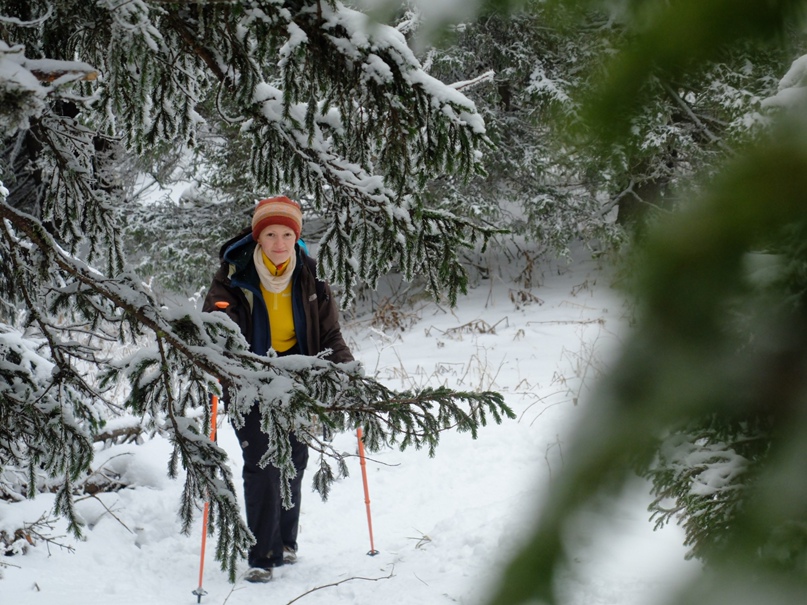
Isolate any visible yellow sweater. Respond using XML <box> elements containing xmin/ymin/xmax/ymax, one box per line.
<box><xmin>259</xmin><ymin>257</ymin><xmax>297</xmax><ymax>353</ymax></box>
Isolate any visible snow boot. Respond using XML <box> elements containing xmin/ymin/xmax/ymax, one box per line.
<box><xmin>283</xmin><ymin>546</ymin><xmax>298</xmax><ymax>565</ymax></box>
<box><xmin>244</xmin><ymin>567</ymin><xmax>273</xmax><ymax>583</ymax></box>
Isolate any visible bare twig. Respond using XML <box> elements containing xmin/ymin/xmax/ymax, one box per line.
<box><xmin>660</xmin><ymin>81</ymin><xmax>726</xmax><ymax>147</ymax></box>
<box><xmin>77</xmin><ymin>452</ymin><xmax>133</xmax><ymax>494</ymax></box>
<box><xmin>526</xmin><ymin>318</ymin><xmax>605</xmax><ymax>326</ymax></box>
<box><xmin>0</xmin><ymin>559</ymin><xmax>22</xmax><ymax>569</ymax></box>
<box><xmin>220</xmin><ymin>579</ymin><xmax>245</xmax><ymax>604</ymax></box>
<box><xmin>285</xmin><ymin>566</ymin><xmax>395</xmax><ymax>605</ymax></box>
<box><xmin>407</xmin><ymin>529</ymin><xmax>432</xmax><ymax>550</ymax></box>
<box><xmin>544</xmin><ymin>434</ymin><xmax>565</xmax><ymax>480</ymax></box>
<box><xmin>94</xmin><ymin>425</ymin><xmax>143</xmax><ymax>443</ymax></box>
<box><xmin>74</xmin><ymin>494</ymin><xmax>134</xmax><ymax>534</ymax></box>
<box><xmin>517</xmin><ymin>390</ymin><xmax>570</xmax><ymax>424</ymax></box>
<box><xmin>302</xmin><ymin>431</ymin><xmax>401</xmax><ymax>468</ymax></box>
<box><xmin>20</xmin><ymin>513</ymin><xmax>75</xmax><ymax>555</ymax></box>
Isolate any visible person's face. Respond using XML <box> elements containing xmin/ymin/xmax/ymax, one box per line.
<box><xmin>257</xmin><ymin>224</ymin><xmax>296</xmax><ymax>266</ymax></box>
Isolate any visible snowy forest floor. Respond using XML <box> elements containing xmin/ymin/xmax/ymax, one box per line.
<box><xmin>0</xmin><ymin>252</ymin><xmax>701</xmax><ymax>605</ymax></box>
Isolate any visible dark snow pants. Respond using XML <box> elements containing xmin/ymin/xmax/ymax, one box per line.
<box><xmin>235</xmin><ymin>404</ymin><xmax>309</xmax><ymax>569</ymax></box>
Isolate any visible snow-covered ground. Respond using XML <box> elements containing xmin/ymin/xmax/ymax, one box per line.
<box><xmin>0</xmin><ymin>253</ymin><xmax>700</xmax><ymax>604</ymax></box>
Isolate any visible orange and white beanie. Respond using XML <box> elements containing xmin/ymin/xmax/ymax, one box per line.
<box><xmin>251</xmin><ymin>196</ymin><xmax>303</xmax><ymax>241</ymax></box>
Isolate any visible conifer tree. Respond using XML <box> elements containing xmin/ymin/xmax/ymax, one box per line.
<box><xmin>361</xmin><ymin>0</ymin><xmax>786</xmax><ymax>294</ymax></box>
<box><xmin>0</xmin><ymin>0</ymin><xmax>513</xmax><ymax>580</ymax></box>
<box><xmin>124</xmin><ymin>1</ymin><xmax>784</xmax><ymax>296</ymax></box>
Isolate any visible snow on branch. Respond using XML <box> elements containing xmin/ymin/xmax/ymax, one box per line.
<box><xmin>0</xmin><ymin>0</ymin><xmax>510</xmax><ymax>583</ymax></box>
<box><xmin>0</xmin><ymin>194</ymin><xmax>512</xmax><ymax>579</ymax></box>
<box><xmin>0</xmin><ymin>42</ymin><xmax>97</xmax><ymax>86</ymax></box>
<box><xmin>25</xmin><ymin>60</ymin><xmax>98</xmax><ymax>84</ymax></box>
<box><xmin>451</xmin><ymin>69</ymin><xmax>496</xmax><ymax>92</ymax></box>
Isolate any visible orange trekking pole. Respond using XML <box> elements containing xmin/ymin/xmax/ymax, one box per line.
<box><xmin>193</xmin><ymin>393</ymin><xmax>220</xmax><ymax>603</ymax></box>
<box><xmin>357</xmin><ymin>427</ymin><xmax>379</xmax><ymax>556</ymax></box>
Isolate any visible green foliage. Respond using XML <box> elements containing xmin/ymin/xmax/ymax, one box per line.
<box><xmin>422</xmin><ymin>1</ymin><xmax>626</xmax><ymax>258</ymax></box>
<box><xmin>121</xmin><ymin>0</ymin><xmax>786</xmax><ymax>296</ymax></box>
<box><xmin>482</xmin><ymin>1</ymin><xmax>807</xmax><ymax>604</ymax></box>
<box><xmin>577</xmin><ymin>0</ymin><xmax>805</xmax><ymax>140</ymax></box>
<box><xmin>411</xmin><ymin>0</ymin><xmax>783</xmax><ymax>279</ymax></box>
<box><xmin>0</xmin><ymin>0</ymin><xmax>511</xmax><ymax>582</ymax></box>
<box><xmin>100</xmin><ymin>0</ymin><xmax>506</xmax><ymax>301</ymax></box>
<box><xmin>123</xmin><ymin>197</ymin><xmax>247</xmax><ymax>296</ymax></box>
<box><xmin>645</xmin><ymin>414</ymin><xmax>772</xmax><ymax>563</ymax></box>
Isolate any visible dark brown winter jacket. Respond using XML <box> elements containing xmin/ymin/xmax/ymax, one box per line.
<box><xmin>202</xmin><ymin>229</ymin><xmax>353</xmax><ymax>364</ymax></box>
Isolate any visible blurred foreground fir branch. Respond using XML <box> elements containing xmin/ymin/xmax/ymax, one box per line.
<box><xmin>485</xmin><ymin>1</ymin><xmax>807</xmax><ymax>604</ymax></box>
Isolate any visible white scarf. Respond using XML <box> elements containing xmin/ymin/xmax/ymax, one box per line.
<box><xmin>253</xmin><ymin>244</ymin><xmax>296</xmax><ymax>293</ymax></box>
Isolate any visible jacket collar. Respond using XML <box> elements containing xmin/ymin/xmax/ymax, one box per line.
<box><xmin>223</xmin><ymin>233</ymin><xmax>303</xmax><ymax>286</ymax></box>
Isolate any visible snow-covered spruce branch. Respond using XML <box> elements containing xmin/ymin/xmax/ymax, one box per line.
<box><xmin>0</xmin><ymin>224</ymin><xmax>105</xmax><ymax>537</ymax></box>
<box><xmin>316</xmin><ymin>198</ymin><xmax>504</xmax><ymax>307</ymax></box>
<box><xmin>57</xmin><ymin>0</ymin><xmax>497</xmax><ymax>304</ymax></box>
<box><xmin>147</xmin><ymin>1</ymin><xmax>493</xmax><ymax>303</ymax></box>
<box><xmin>108</xmin><ymin>314</ymin><xmax>512</xmax><ymax>576</ymax></box>
<box><xmin>0</xmin><ymin>5</ymin><xmax>53</xmax><ymax>28</ymax></box>
<box><xmin>153</xmin><ymin>332</ymin><xmax>252</xmax><ymax>581</ymax></box>
<box><xmin>315</xmin><ymin>382</ymin><xmax>514</xmax><ymax>456</ymax></box>
<box><xmin>644</xmin><ymin>427</ymin><xmax>755</xmax><ymax>562</ymax></box>
<box><xmin>452</xmin><ymin>69</ymin><xmax>496</xmax><ymax>92</ymax></box>
<box><xmin>147</xmin><ymin>1</ymin><xmax>487</xmax><ymax>192</ymax></box>
<box><xmin>0</xmin><ymin>200</ymin><xmax>256</xmax><ymax>578</ymax></box>
<box><xmin>35</xmin><ymin>112</ymin><xmax>124</xmax><ymax>271</ymax></box>
<box><xmin>0</xmin><ymin>201</ymin><xmax>513</xmax><ymax>580</ymax></box>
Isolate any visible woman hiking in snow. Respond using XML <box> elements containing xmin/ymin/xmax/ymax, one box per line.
<box><xmin>202</xmin><ymin>196</ymin><xmax>353</xmax><ymax>583</ymax></box>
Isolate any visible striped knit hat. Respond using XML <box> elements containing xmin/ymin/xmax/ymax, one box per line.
<box><xmin>251</xmin><ymin>196</ymin><xmax>303</xmax><ymax>241</ymax></box>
